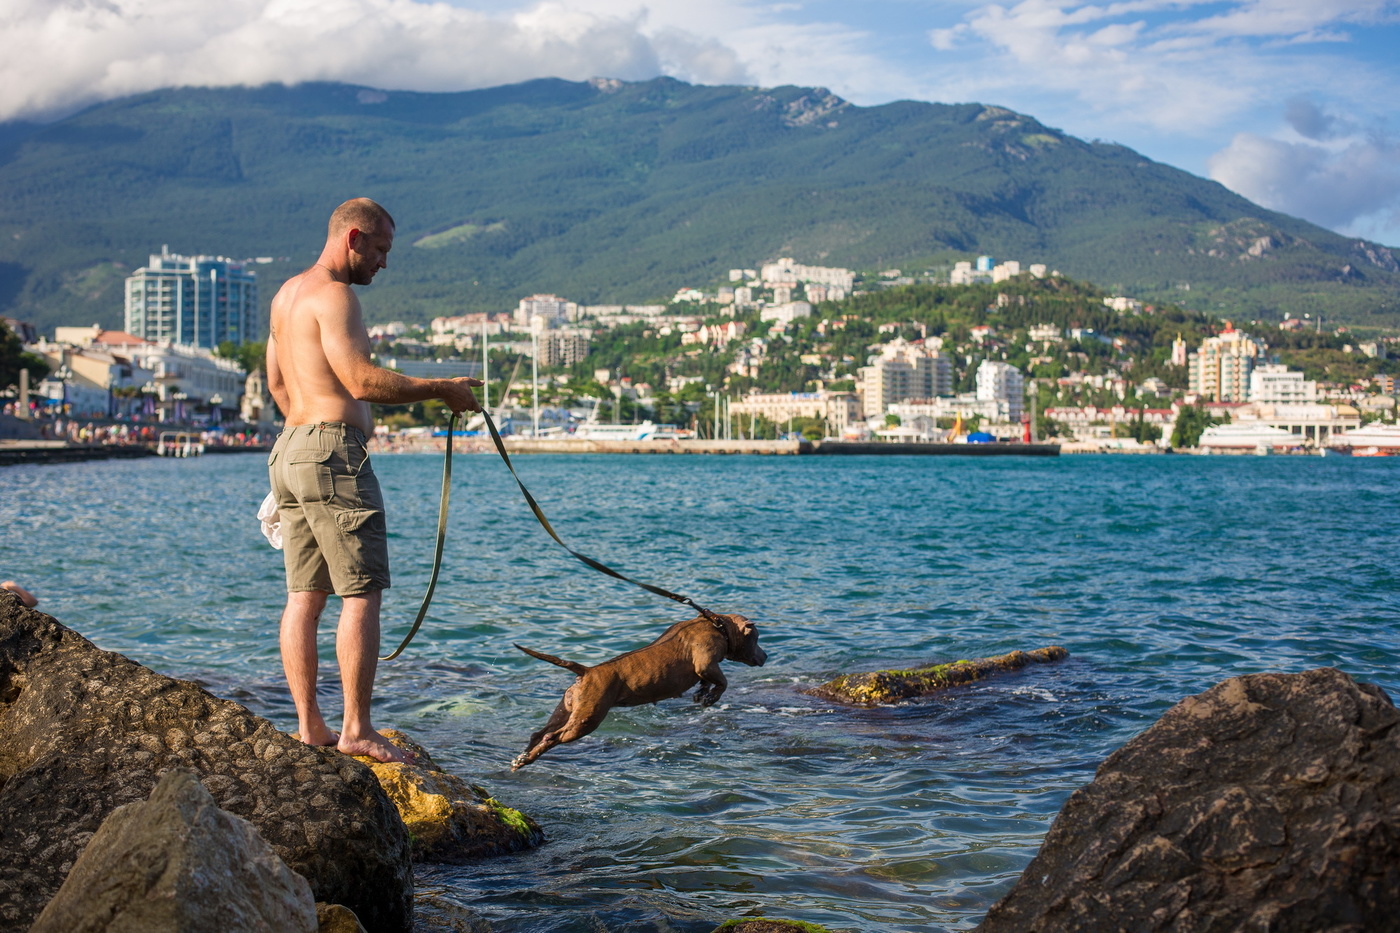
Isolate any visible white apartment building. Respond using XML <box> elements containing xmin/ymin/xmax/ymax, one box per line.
<box><xmin>976</xmin><ymin>359</ymin><xmax>1025</xmax><ymax>423</ymax></box>
<box><xmin>759</xmin><ymin>258</ymin><xmax>855</xmax><ymax>292</ymax></box>
<box><xmin>991</xmin><ymin>261</ymin><xmax>1021</xmax><ymax>283</ymax></box>
<box><xmin>124</xmin><ymin>247</ymin><xmax>259</xmax><ymax>349</ymax></box>
<box><xmin>1249</xmin><ymin>364</ymin><xmax>1317</xmax><ymax>403</ymax></box>
<box><xmin>1188</xmin><ymin>327</ymin><xmax>1267</xmax><ymax>401</ymax></box>
<box><xmin>857</xmin><ymin>338</ymin><xmax>954</xmax><ymax>418</ymax></box>
<box><xmin>515</xmin><ymin>294</ymin><xmax>577</xmax><ymax>328</ymax></box>
<box><xmin>760</xmin><ymin>301</ymin><xmax>813</xmax><ymax>326</ymax></box>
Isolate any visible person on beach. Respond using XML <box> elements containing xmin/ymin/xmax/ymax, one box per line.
<box><xmin>266</xmin><ymin>197</ymin><xmax>482</xmax><ymax>764</ymax></box>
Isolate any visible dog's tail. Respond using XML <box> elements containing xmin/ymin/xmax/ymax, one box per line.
<box><xmin>515</xmin><ymin>643</ymin><xmax>590</xmax><ymax>675</ymax></box>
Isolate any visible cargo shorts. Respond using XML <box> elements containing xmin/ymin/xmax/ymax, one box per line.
<box><xmin>268</xmin><ymin>422</ymin><xmax>390</xmax><ymax>596</ymax></box>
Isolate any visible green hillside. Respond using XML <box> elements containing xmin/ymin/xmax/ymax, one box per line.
<box><xmin>2</xmin><ymin>77</ymin><xmax>1398</xmax><ymax>335</ymax></box>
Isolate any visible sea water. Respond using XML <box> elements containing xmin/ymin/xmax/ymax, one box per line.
<box><xmin>3</xmin><ymin>451</ymin><xmax>1398</xmax><ymax>932</ymax></box>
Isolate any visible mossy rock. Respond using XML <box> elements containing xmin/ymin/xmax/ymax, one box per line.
<box><xmin>352</xmin><ymin>730</ymin><xmax>544</xmax><ymax>862</ymax></box>
<box><xmin>809</xmin><ymin>646</ymin><xmax>1069</xmax><ymax>705</ymax></box>
<box><xmin>713</xmin><ymin>920</ymin><xmax>833</xmax><ymax>933</ymax></box>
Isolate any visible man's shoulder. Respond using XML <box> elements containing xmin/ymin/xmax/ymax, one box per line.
<box><xmin>276</xmin><ymin>269</ymin><xmax>359</xmax><ymax>317</ymax></box>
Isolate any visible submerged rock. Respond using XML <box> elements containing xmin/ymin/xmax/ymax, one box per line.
<box><xmin>809</xmin><ymin>646</ymin><xmax>1068</xmax><ymax>705</ymax></box>
<box><xmin>29</xmin><ymin>769</ymin><xmax>318</xmax><ymax>933</ymax></box>
<box><xmin>354</xmin><ymin>730</ymin><xmax>544</xmax><ymax>862</ymax></box>
<box><xmin>977</xmin><ymin>668</ymin><xmax>1400</xmax><ymax>932</ymax></box>
<box><xmin>0</xmin><ymin>595</ymin><xmax>411</xmax><ymax>933</ymax></box>
<box><xmin>711</xmin><ymin>921</ymin><xmax>833</xmax><ymax>933</ymax></box>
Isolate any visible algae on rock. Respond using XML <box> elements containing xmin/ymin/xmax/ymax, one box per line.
<box><xmin>353</xmin><ymin>730</ymin><xmax>545</xmax><ymax>862</ymax></box>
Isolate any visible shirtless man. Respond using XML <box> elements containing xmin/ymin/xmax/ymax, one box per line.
<box><xmin>266</xmin><ymin>197</ymin><xmax>481</xmax><ymax>763</ymax></box>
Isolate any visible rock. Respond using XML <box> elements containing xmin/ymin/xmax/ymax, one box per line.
<box><xmin>0</xmin><ymin>596</ymin><xmax>412</xmax><ymax>933</ymax></box>
<box><xmin>808</xmin><ymin>646</ymin><xmax>1068</xmax><ymax>705</ymax></box>
<box><xmin>977</xmin><ymin>668</ymin><xmax>1400</xmax><ymax>933</ymax></box>
<box><xmin>353</xmin><ymin>730</ymin><xmax>544</xmax><ymax>862</ymax></box>
<box><xmin>29</xmin><ymin>769</ymin><xmax>318</xmax><ymax>933</ymax></box>
<box><xmin>317</xmin><ymin>903</ymin><xmax>368</xmax><ymax>933</ymax></box>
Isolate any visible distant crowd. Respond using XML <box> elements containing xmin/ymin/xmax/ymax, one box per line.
<box><xmin>2</xmin><ymin>403</ymin><xmax>272</xmax><ymax>448</ymax></box>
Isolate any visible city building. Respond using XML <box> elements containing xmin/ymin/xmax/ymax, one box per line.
<box><xmin>759</xmin><ymin>258</ymin><xmax>855</xmax><ymax>292</ymax></box>
<box><xmin>975</xmin><ymin>359</ymin><xmax>1025</xmax><ymax>423</ymax></box>
<box><xmin>759</xmin><ymin>301</ymin><xmax>813</xmax><ymax>326</ymax></box>
<box><xmin>1188</xmin><ymin>325</ymin><xmax>1267</xmax><ymax>401</ymax></box>
<box><xmin>1248</xmin><ymin>364</ymin><xmax>1318</xmax><ymax>403</ymax></box>
<box><xmin>729</xmin><ymin>390</ymin><xmax>860</xmax><ymax>437</ymax></box>
<box><xmin>516</xmin><ymin>294</ymin><xmax>577</xmax><ymax>328</ymax></box>
<box><xmin>124</xmin><ymin>247</ymin><xmax>259</xmax><ymax>349</ymax></box>
<box><xmin>538</xmin><ymin>330</ymin><xmax>593</xmax><ymax>367</ymax></box>
<box><xmin>857</xmin><ymin>338</ymin><xmax>954</xmax><ymax>418</ymax></box>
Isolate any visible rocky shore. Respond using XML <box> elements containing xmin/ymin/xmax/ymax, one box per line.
<box><xmin>6</xmin><ymin>589</ymin><xmax>1398</xmax><ymax>932</ymax></box>
<box><xmin>0</xmin><ymin>593</ymin><xmax>538</xmax><ymax>933</ymax></box>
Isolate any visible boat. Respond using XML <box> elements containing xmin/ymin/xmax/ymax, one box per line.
<box><xmin>569</xmin><ymin>421</ymin><xmax>660</xmax><ymax>441</ymax></box>
<box><xmin>1197</xmin><ymin>423</ymin><xmax>1305</xmax><ymax>452</ymax></box>
<box><xmin>1324</xmin><ymin>423</ymin><xmax>1400</xmax><ymax>457</ymax></box>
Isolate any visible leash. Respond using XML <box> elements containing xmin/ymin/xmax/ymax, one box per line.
<box><xmin>478</xmin><ymin>408</ymin><xmax>729</xmax><ymax>633</ymax></box>
<box><xmin>381</xmin><ymin>407</ymin><xmax>728</xmax><ymax>661</ymax></box>
<box><xmin>380</xmin><ymin>410</ymin><xmax>457</xmax><ymax>661</ymax></box>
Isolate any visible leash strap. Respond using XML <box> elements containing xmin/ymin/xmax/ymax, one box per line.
<box><xmin>479</xmin><ymin>409</ymin><xmax>727</xmax><ymax>630</ymax></box>
<box><xmin>380</xmin><ymin>411</ymin><xmax>457</xmax><ymax>661</ymax></box>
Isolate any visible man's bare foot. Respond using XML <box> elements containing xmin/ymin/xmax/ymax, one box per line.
<box><xmin>338</xmin><ymin>730</ymin><xmax>416</xmax><ymax>764</ymax></box>
<box><xmin>292</xmin><ymin>728</ymin><xmax>340</xmax><ymax>747</ymax></box>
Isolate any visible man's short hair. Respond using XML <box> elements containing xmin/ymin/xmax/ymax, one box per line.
<box><xmin>328</xmin><ymin>198</ymin><xmax>395</xmax><ymax>239</ymax></box>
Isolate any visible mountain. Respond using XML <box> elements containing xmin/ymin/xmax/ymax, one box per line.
<box><xmin>2</xmin><ymin>77</ymin><xmax>1399</xmax><ymax>336</ymax></box>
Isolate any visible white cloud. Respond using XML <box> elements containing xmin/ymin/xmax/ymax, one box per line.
<box><xmin>922</xmin><ymin>0</ymin><xmax>1396</xmax><ymax>134</ymax></box>
<box><xmin>0</xmin><ymin>0</ymin><xmax>748</xmax><ymax>122</ymax></box>
<box><xmin>1207</xmin><ymin>127</ymin><xmax>1400</xmax><ymax>245</ymax></box>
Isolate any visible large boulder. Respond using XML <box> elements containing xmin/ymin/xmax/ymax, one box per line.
<box><xmin>978</xmin><ymin>668</ymin><xmax>1400</xmax><ymax>932</ymax></box>
<box><xmin>0</xmin><ymin>594</ymin><xmax>412</xmax><ymax>933</ymax></box>
<box><xmin>29</xmin><ymin>768</ymin><xmax>318</xmax><ymax>933</ymax></box>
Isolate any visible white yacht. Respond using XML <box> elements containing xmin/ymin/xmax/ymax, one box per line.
<box><xmin>1325</xmin><ymin>423</ymin><xmax>1400</xmax><ymax>456</ymax></box>
<box><xmin>1197</xmin><ymin>423</ymin><xmax>1304</xmax><ymax>452</ymax></box>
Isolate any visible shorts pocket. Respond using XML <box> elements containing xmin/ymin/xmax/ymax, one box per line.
<box><xmin>286</xmin><ymin>446</ymin><xmax>334</xmax><ymax>502</ymax></box>
<box><xmin>335</xmin><ymin>508</ymin><xmax>384</xmax><ymax>535</ymax></box>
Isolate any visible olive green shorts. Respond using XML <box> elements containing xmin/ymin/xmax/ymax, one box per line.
<box><xmin>268</xmin><ymin>423</ymin><xmax>390</xmax><ymax>596</ymax></box>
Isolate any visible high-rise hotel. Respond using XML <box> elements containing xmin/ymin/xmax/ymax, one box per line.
<box><xmin>124</xmin><ymin>247</ymin><xmax>258</xmax><ymax>348</ymax></box>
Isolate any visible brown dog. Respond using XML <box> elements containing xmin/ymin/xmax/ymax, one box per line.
<box><xmin>511</xmin><ymin>613</ymin><xmax>767</xmax><ymax>770</ymax></box>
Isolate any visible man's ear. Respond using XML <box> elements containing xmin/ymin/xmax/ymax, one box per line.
<box><xmin>346</xmin><ymin>228</ymin><xmax>362</xmax><ymax>249</ymax></box>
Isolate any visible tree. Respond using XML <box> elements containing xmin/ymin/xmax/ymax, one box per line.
<box><xmin>1170</xmin><ymin>404</ymin><xmax>1222</xmax><ymax>449</ymax></box>
<box><xmin>214</xmin><ymin>340</ymin><xmax>267</xmax><ymax>375</ymax></box>
<box><xmin>0</xmin><ymin>321</ymin><xmax>50</xmax><ymax>392</ymax></box>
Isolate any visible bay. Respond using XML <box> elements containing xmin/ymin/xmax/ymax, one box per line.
<box><xmin>2</xmin><ymin>451</ymin><xmax>1397</xmax><ymax>931</ymax></box>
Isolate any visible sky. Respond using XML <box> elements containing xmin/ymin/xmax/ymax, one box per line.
<box><xmin>6</xmin><ymin>0</ymin><xmax>1399</xmax><ymax>246</ymax></box>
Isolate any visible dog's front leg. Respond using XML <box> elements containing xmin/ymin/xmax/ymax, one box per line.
<box><xmin>693</xmin><ymin>663</ymin><xmax>728</xmax><ymax>707</ymax></box>
<box><xmin>513</xmin><ymin>698</ymin><xmax>571</xmax><ymax>770</ymax></box>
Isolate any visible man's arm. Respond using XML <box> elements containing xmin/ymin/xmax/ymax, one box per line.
<box><xmin>265</xmin><ymin>332</ymin><xmax>291</xmax><ymax>416</ymax></box>
<box><xmin>319</xmin><ymin>286</ymin><xmax>482</xmax><ymax>412</ymax></box>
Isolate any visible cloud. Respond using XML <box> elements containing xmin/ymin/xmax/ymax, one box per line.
<box><xmin>922</xmin><ymin>0</ymin><xmax>1397</xmax><ymax>135</ymax></box>
<box><xmin>1207</xmin><ymin>127</ymin><xmax>1400</xmax><ymax>245</ymax></box>
<box><xmin>0</xmin><ymin>0</ymin><xmax>748</xmax><ymax>123</ymax></box>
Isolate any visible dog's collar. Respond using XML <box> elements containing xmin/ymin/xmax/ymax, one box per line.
<box><xmin>699</xmin><ymin>608</ymin><xmax>733</xmax><ymax>651</ymax></box>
